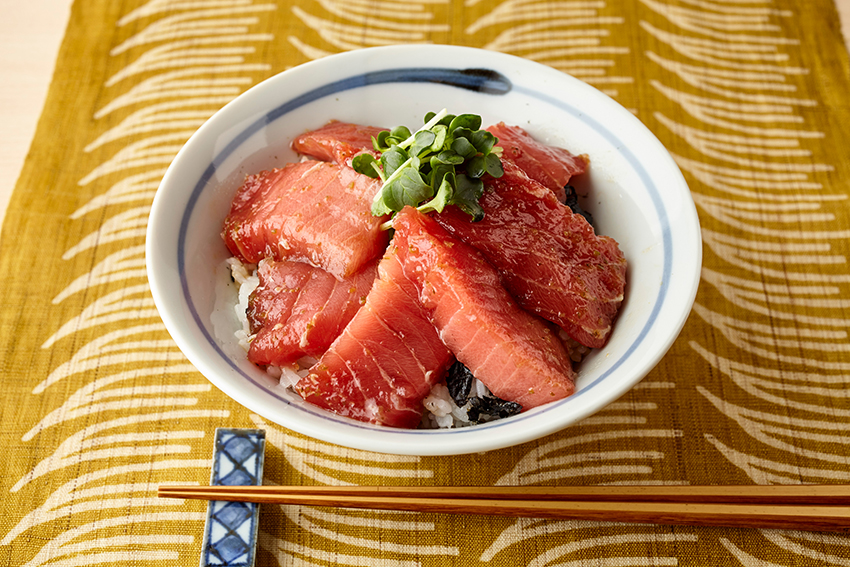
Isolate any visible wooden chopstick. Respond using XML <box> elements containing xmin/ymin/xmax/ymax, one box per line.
<box><xmin>159</xmin><ymin>484</ymin><xmax>850</xmax><ymax>504</ymax></box>
<box><xmin>157</xmin><ymin>485</ymin><xmax>850</xmax><ymax>532</ymax></box>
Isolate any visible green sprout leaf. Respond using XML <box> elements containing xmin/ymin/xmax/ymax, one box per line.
<box><xmin>432</xmin><ymin>151</ymin><xmax>464</xmax><ymax>166</ymax></box>
<box><xmin>425</xmin><ymin>111</ymin><xmax>455</xmax><ymax>127</ymax></box>
<box><xmin>390</xmin><ymin>125</ymin><xmax>412</xmax><ymax>141</ymax></box>
<box><xmin>449</xmin><ymin>114</ymin><xmax>482</xmax><ymax>132</ymax></box>
<box><xmin>371</xmin><ymin>191</ymin><xmax>393</xmax><ymax>216</ymax></box>
<box><xmin>383</xmin><ymin>165</ymin><xmax>432</xmax><ymax>211</ymax></box>
<box><xmin>451</xmin><ymin>137</ymin><xmax>477</xmax><ymax>160</ymax></box>
<box><xmin>452</xmin><ymin>174</ymin><xmax>486</xmax><ymax>221</ymax></box>
<box><xmin>466</xmin><ymin>155</ymin><xmax>487</xmax><ymax>179</ymax></box>
<box><xmin>484</xmin><ymin>152</ymin><xmax>504</xmax><ymax>178</ymax></box>
<box><xmin>373</xmin><ymin>131</ymin><xmax>392</xmax><ymax>151</ymax></box>
<box><xmin>381</xmin><ymin>146</ymin><xmax>409</xmax><ymax>178</ymax></box>
<box><xmin>410</xmin><ymin>130</ymin><xmax>437</xmax><ymax>157</ymax></box>
<box><xmin>471</xmin><ymin>130</ymin><xmax>498</xmax><ymax>154</ymax></box>
<box><xmin>352</xmin><ymin>153</ymin><xmax>383</xmax><ymax>180</ymax></box>
<box><xmin>418</xmin><ymin>171</ymin><xmax>455</xmax><ymax>215</ymax></box>
<box><xmin>430</xmin><ymin>125</ymin><xmax>447</xmax><ymax>152</ymax></box>
<box><xmin>363</xmin><ymin>108</ymin><xmax>503</xmax><ymax>227</ymax></box>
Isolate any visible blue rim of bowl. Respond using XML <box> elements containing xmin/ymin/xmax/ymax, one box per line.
<box><xmin>177</xmin><ymin>65</ymin><xmax>674</xmax><ymax>436</ymax></box>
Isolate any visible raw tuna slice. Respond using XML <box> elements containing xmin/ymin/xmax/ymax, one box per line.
<box><xmin>246</xmin><ymin>259</ymin><xmax>377</xmax><ymax>367</ymax></box>
<box><xmin>393</xmin><ymin>207</ymin><xmax>576</xmax><ymax>410</ymax></box>
<box><xmin>295</xmin><ymin>248</ymin><xmax>454</xmax><ymax>428</ymax></box>
<box><xmin>435</xmin><ymin>162</ymin><xmax>626</xmax><ymax>349</ymax></box>
<box><xmin>222</xmin><ymin>160</ymin><xmax>388</xmax><ymax>279</ymax></box>
<box><xmin>488</xmin><ymin>122</ymin><xmax>588</xmax><ymax>202</ymax></box>
<box><xmin>292</xmin><ymin>121</ymin><xmax>384</xmax><ymax>167</ymax></box>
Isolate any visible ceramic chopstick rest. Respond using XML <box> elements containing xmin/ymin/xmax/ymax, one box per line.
<box><xmin>199</xmin><ymin>428</ymin><xmax>266</xmax><ymax>567</ymax></box>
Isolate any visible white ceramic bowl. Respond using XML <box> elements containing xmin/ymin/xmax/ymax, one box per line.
<box><xmin>146</xmin><ymin>45</ymin><xmax>701</xmax><ymax>455</ymax></box>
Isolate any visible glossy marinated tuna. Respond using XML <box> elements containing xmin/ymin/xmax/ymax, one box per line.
<box><xmin>246</xmin><ymin>259</ymin><xmax>377</xmax><ymax>367</ymax></box>
<box><xmin>393</xmin><ymin>207</ymin><xmax>576</xmax><ymax>409</ymax></box>
<box><xmin>435</xmin><ymin>161</ymin><xmax>626</xmax><ymax>349</ymax></box>
<box><xmin>222</xmin><ymin>160</ymin><xmax>388</xmax><ymax>279</ymax></box>
<box><xmin>487</xmin><ymin>122</ymin><xmax>588</xmax><ymax>202</ymax></box>
<box><xmin>295</xmin><ymin>248</ymin><xmax>454</xmax><ymax>428</ymax></box>
<box><xmin>291</xmin><ymin>121</ymin><xmax>384</xmax><ymax>167</ymax></box>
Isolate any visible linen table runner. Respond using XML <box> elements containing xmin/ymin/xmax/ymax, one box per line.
<box><xmin>2</xmin><ymin>0</ymin><xmax>850</xmax><ymax>565</ymax></box>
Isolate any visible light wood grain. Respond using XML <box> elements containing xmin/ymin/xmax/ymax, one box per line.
<box><xmin>158</xmin><ymin>485</ymin><xmax>850</xmax><ymax>532</ymax></box>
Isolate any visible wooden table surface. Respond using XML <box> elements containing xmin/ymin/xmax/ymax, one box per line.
<box><xmin>0</xmin><ymin>0</ymin><xmax>72</xmax><ymax>225</ymax></box>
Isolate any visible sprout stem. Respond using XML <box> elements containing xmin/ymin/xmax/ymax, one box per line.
<box><xmin>397</xmin><ymin>108</ymin><xmax>449</xmax><ymax>150</ymax></box>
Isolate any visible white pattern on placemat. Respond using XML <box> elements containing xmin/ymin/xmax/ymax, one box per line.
<box><xmin>482</xmin><ymin>524</ymin><xmax>697</xmax><ymax>564</ymax></box>
<box><xmin>471</xmin><ymin>1</ymin><xmax>633</xmax><ymax>100</ymax></box>
<box><xmin>255</xmin><ymin>417</ymin><xmax>460</xmax><ymax>563</ymax></box>
<box><xmin>2</xmin><ymin>2</ymin><xmax>275</xmax><ymax>564</ymax></box>
<box><xmin>643</xmin><ymin>0</ymin><xmax>850</xmax><ymax>563</ymax></box>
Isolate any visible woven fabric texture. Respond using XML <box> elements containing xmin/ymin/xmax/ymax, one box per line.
<box><xmin>2</xmin><ymin>0</ymin><xmax>850</xmax><ymax>565</ymax></box>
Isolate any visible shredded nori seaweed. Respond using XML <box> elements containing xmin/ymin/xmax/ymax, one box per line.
<box><xmin>564</xmin><ymin>184</ymin><xmax>594</xmax><ymax>228</ymax></box>
<box><xmin>445</xmin><ymin>361</ymin><xmax>523</xmax><ymax>424</ymax></box>
<box><xmin>466</xmin><ymin>396</ymin><xmax>522</xmax><ymax>422</ymax></box>
<box><xmin>446</xmin><ymin>361</ymin><xmax>475</xmax><ymax>406</ymax></box>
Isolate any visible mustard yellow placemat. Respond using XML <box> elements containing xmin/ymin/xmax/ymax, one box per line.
<box><xmin>3</xmin><ymin>0</ymin><xmax>850</xmax><ymax>565</ymax></box>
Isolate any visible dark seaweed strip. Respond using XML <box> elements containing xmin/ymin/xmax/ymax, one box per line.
<box><xmin>564</xmin><ymin>184</ymin><xmax>594</xmax><ymax>228</ymax></box>
<box><xmin>466</xmin><ymin>396</ymin><xmax>522</xmax><ymax>422</ymax></box>
<box><xmin>445</xmin><ymin>361</ymin><xmax>523</xmax><ymax>424</ymax></box>
<box><xmin>446</xmin><ymin>361</ymin><xmax>474</xmax><ymax>406</ymax></box>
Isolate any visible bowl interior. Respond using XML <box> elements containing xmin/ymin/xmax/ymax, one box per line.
<box><xmin>147</xmin><ymin>45</ymin><xmax>701</xmax><ymax>455</ymax></box>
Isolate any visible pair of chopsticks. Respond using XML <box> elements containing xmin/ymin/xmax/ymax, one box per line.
<box><xmin>158</xmin><ymin>484</ymin><xmax>850</xmax><ymax>532</ymax></box>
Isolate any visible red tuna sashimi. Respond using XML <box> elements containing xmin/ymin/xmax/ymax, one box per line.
<box><xmin>435</xmin><ymin>161</ymin><xmax>626</xmax><ymax>349</ymax></box>
<box><xmin>291</xmin><ymin>121</ymin><xmax>384</xmax><ymax>167</ymax></box>
<box><xmin>246</xmin><ymin>259</ymin><xmax>377</xmax><ymax>367</ymax></box>
<box><xmin>222</xmin><ymin>160</ymin><xmax>388</xmax><ymax>279</ymax></box>
<box><xmin>488</xmin><ymin>122</ymin><xmax>588</xmax><ymax>202</ymax></box>
<box><xmin>295</xmin><ymin>248</ymin><xmax>454</xmax><ymax>428</ymax></box>
<box><xmin>393</xmin><ymin>207</ymin><xmax>575</xmax><ymax>410</ymax></box>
